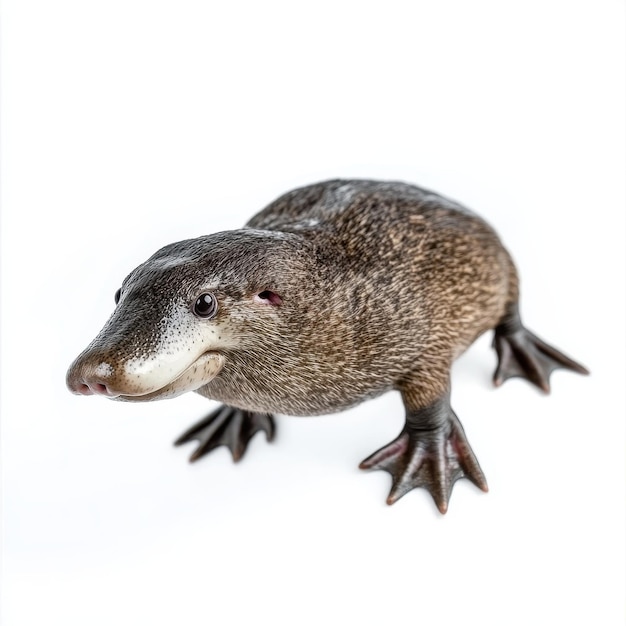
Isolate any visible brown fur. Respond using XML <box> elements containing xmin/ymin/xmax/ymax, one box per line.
<box><xmin>199</xmin><ymin>179</ymin><xmax>517</xmax><ymax>414</ymax></box>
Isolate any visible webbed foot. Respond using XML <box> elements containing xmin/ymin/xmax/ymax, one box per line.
<box><xmin>360</xmin><ymin>397</ymin><xmax>487</xmax><ymax>514</ymax></box>
<box><xmin>493</xmin><ymin>319</ymin><xmax>589</xmax><ymax>392</ymax></box>
<box><xmin>174</xmin><ymin>406</ymin><xmax>275</xmax><ymax>462</ymax></box>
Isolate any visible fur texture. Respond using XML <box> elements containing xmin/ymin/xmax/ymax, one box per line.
<box><xmin>68</xmin><ymin>179</ymin><xmax>518</xmax><ymax>413</ymax></box>
<box><xmin>200</xmin><ymin>179</ymin><xmax>516</xmax><ymax>414</ymax></box>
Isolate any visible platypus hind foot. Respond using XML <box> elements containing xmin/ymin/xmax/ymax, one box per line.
<box><xmin>359</xmin><ymin>406</ymin><xmax>487</xmax><ymax>514</ymax></box>
<box><xmin>493</xmin><ymin>324</ymin><xmax>589</xmax><ymax>393</ymax></box>
<box><xmin>174</xmin><ymin>406</ymin><xmax>275</xmax><ymax>463</ymax></box>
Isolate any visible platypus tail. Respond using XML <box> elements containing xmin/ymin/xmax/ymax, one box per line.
<box><xmin>492</xmin><ymin>303</ymin><xmax>589</xmax><ymax>392</ymax></box>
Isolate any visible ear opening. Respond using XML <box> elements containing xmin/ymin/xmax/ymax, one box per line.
<box><xmin>254</xmin><ymin>290</ymin><xmax>283</xmax><ymax>306</ymax></box>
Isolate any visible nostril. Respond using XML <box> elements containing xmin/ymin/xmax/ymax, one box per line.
<box><xmin>84</xmin><ymin>381</ymin><xmax>117</xmax><ymax>396</ymax></box>
<box><xmin>93</xmin><ymin>382</ymin><xmax>109</xmax><ymax>395</ymax></box>
<box><xmin>78</xmin><ymin>382</ymin><xmax>93</xmax><ymax>395</ymax></box>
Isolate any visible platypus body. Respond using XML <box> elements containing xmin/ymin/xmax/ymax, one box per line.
<box><xmin>67</xmin><ymin>179</ymin><xmax>588</xmax><ymax>513</ymax></box>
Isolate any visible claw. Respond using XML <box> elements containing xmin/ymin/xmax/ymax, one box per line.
<box><xmin>450</xmin><ymin>429</ymin><xmax>489</xmax><ymax>492</ymax></box>
<box><xmin>359</xmin><ymin>434</ymin><xmax>409</xmax><ymax>470</ymax></box>
<box><xmin>385</xmin><ymin>445</ymin><xmax>426</xmax><ymax>505</ymax></box>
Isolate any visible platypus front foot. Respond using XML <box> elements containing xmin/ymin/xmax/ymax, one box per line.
<box><xmin>174</xmin><ymin>406</ymin><xmax>275</xmax><ymax>463</ymax></box>
<box><xmin>359</xmin><ymin>394</ymin><xmax>487</xmax><ymax>514</ymax></box>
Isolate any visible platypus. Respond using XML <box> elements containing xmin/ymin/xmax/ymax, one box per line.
<box><xmin>66</xmin><ymin>179</ymin><xmax>588</xmax><ymax>513</ymax></box>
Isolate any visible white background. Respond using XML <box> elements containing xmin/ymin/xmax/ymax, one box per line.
<box><xmin>1</xmin><ymin>1</ymin><xmax>624</xmax><ymax>625</ymax></box>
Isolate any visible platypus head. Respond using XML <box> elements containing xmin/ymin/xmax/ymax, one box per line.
<box><xmin>66</xmin><ymin>229</ymin><xmax>313</xmax><ymax>402</ymax></box>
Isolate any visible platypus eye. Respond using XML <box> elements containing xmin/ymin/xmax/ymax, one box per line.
<box><xmin>114</xmin><ymin>288</ymin><xmax>121</xmax><ymax>305</ymax></box>
<box><xmin>193</xmin><ymin>293</ymin><xmax>218</xmax><ymax>318</ymax></box>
